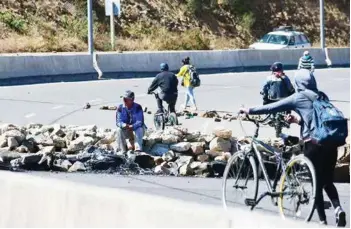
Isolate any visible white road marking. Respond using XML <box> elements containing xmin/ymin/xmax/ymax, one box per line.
<box><xmin>89</xmin><ymin>98</ymin><xmax>103</xmax><ymax>103</ymax></box>
<box><xmin>52</xmin><ymin>105</ymin><xmax>64</xmax><ymax>110</ymax></box>
<box><xmin>24</xmin><ymin>113</ymin><xmax>36</xmax><ymax>118</ymax></box>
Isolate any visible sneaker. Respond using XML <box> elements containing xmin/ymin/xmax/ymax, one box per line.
<box><xmin>319</xmin><ymin>220</ymin><xmax>327</xmax><ymax>226</ymax></box>
<box><xmin>336</xmin><ymin>207</ymin><xmax>347</xmax><ymax>227</ymax></box>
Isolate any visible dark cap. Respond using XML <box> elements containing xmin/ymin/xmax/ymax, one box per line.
<box><xmin>270</xmin><ymin>62</ymin><xmax>284</xmax><ymax>72</ymax></box>
<box><xmin>120</xmin><ymin>90</ymin><xmax>135</xmax><ymax>100</ymax></box>
<box><xmin>182</xmin><ymin>57</ymin><xmax>190</xmax><ymax>64</ymax></box>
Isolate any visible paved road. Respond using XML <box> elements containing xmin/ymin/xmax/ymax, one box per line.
<box><xmin>0</xmin><ymin>68</ymin><xmax>349</xmax><ymax>226</ymax></box>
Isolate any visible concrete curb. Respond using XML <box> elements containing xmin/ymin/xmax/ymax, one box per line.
<box><xmin>0</xmin><ymin>171</ymin><xmax>323</xmax><ymax>227</ymax></box>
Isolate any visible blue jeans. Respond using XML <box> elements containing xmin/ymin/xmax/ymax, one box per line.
<box><xmin>116</xmin><ymin>127</ymin><xmax>144</xmax><ymax>152</ymax></box>
<box><xmin>185</xmin><ymin>86</ymin><xmax>196</xmax><ymax>107</ymax></box>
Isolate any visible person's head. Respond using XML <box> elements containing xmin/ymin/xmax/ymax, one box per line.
<box><xmin>182</xmin><ymin>57</ymin><xmax>190</xmax><ymax>65</ymax></box>
<box><xmin>303</xmin><ymin>50</ymin><xmax>310</xmax><ymax>57</ymax></box>
<box><xmin>293</xmin><ymin>69</ymin><xmax>318</xmax><ymax>92</ymax></box>
<box><xmin>160</xmin><ymin>63</ymin><xmax>169</xmax><ymax>72</ymax></box>
<box><xmin>121</xmin><ymin>90</ymin><xmax>135</xmax><ymax>108</ymax></box>
<box><xmin>270</xmin><ymin>62</ymin><xmax>284</xmax><ymax>77</ymax></box>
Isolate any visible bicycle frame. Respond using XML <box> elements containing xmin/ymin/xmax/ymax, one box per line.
<box><xmin>239</xmin><ymin>114</ymin><xmax>292</xmax><ymax>209</ymax></box>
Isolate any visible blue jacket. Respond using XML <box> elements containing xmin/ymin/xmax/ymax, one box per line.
<box><xmin>116</xmin><ymin>103</ymin><xmax>144</xmax><ymax>131</ymax></box>
<box><xmin>261</xmin><ymin>74</ymin><xmax>295</xmax><ymax>101</ymax></box>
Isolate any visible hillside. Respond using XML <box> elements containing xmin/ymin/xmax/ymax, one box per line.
<box><xmin>0</xmin><ymin>0</ymin><xmax>349</xmax><ymax>52</ymax></box>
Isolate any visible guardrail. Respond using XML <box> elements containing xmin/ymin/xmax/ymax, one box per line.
<box><xmin>0</xmin><ymin>171</ymin><xmax>320</xmax><ymax>227</ymax></box>
<box><xmin>0</xmin><ymin>48</ymin><xmax>349</xmax><ymax>86</ymax></box>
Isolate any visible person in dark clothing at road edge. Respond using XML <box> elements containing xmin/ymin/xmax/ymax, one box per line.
<box><xmin>239</xmin><ymin>69</ymin><xmax>347</xmax><ymax>227</ymax></box>
<box><xmin>147</xmin><ymin>63</ymin><xmax>178</xmax><ymax>114</ymax></box>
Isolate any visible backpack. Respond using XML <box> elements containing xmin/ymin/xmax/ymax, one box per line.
<box><xmin>301</xmin><ymin>90</ymin><xmax>348</xmax><ymax>147</ymax></box>
<box><xmin>188</xmin><ymin>65</ymin><xmax>201</xmax><ymax>87</ymax></box>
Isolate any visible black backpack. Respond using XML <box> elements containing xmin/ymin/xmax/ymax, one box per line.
<box><xmin>188</xmin><ymin>65</ymin><xmax>201</xmax><ymax>87</ymax></box>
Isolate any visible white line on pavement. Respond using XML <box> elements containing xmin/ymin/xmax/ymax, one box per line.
<box><xmin>89</xmin><ymin>98</ymin><xmax>103</xmax><ymax>103</ymax></box>
<box><xmin>52</xmin><ymin>105</ymin><xmax>64</xmax><ymax>110</ymax></box>
<box><xmin>24</xmin><ymin>113</ymin><xmax>36</xmax><ymax>118</ymax></box>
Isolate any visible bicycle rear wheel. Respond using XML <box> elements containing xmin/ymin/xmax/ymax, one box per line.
<box><xmin>222</xmin><ymin>151</ymin><xmax>258</xmax><ymax>211</ymax></box>
<box><xmin>278</xmin><ymin>154</ymin><xmax>316</xmax><ymax>222</ymax></box>
<box><xmin>153</xmin><ymin>114</ymin><xmax>165</xmax><ymax>130</ymax></box>
<box><xmin>168</xmin><ymin>112</ymin><xmax>178</xmax><ymax>126</ymax></box>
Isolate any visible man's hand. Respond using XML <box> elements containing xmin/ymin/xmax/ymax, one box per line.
<box><xmin>126</xmin><ymin>124</ymin><xmax>133</xmax><ymax>130</ymax></box>
<box><xmin>147</xmin><ymin>90</ymin><xmax>152</xmax><ymax>95</ymax></box>
<box><xmin>285</xmin><ymin>114</ymin><xmax>300</xmax><ymax>124</ymax></box>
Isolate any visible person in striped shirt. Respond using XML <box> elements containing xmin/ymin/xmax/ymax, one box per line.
<box><xmin>298</xmin><ymin>51</ymin><xmax>315</xmax><ymax>72</ymax></box>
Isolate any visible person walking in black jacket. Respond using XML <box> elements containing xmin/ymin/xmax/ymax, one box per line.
<box><xmin>147</xmin><ymin>63</ymin><xmax>178</xmax><ymax>113</ymax></box>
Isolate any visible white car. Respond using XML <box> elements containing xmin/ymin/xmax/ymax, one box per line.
<box><xmin>249</xmin><ymin>26</ymin><xmax>312</xmax><ymax>50</ymax></box>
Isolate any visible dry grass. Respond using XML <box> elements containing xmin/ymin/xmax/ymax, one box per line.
<box><xmin>0</xmin><ymin>0</ymin><xmax>349</xmax><ymax>53</ymax></box>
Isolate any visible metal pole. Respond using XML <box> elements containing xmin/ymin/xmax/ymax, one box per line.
<box><xmin>87</xmin><ymin>0</ymin><xmax>94</xmax><ymax>55</ymax></box>
<box><xmin>320</xmin><ymin>0</ymin><xmax>325</xmax><ymax>49</ymax></box>
<box><xmin>110</xmin><ymin>2</ymin><xmax>115</xmax><ymax>50</ymax></box>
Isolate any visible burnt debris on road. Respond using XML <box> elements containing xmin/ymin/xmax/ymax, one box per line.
<box><xmin>0</xmin><ymin>123</ymin><xmax>349</xmax><ymax>182</ymax></box>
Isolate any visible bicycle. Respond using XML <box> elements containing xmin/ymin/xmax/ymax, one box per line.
<box><xmin>150</xmin><ymin>92</ymin><xmax>178</xmax><ymax>130</ymax></box>
<box><xmin>222</xmin><ymin>113</ymin><xmax>317</xmax><ymax>222</ymax></box>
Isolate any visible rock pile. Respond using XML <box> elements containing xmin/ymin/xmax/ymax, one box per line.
<box><xmin>0</xmin><ymin>123</ymin><xmax>349</xmax><ymax>181</ymax></box>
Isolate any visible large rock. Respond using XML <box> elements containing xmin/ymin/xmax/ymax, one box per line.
<box><xmin>68</xmin><ymin>161</ymin><xmax>86</xmax><ymax>172</ymax></box>
<box><xmin>0</xmin><ymin>123</ymin><xmax>20</xmax><ymax>135</ymax></box>
<box><xmin>179</xmin><ymin>162</ymin><xmax>193</xmax><ymax>176</ymax></box>
<box><xmin>52</xmin><ymin>135</ymin><xmax>66</xmax><ymax>149</ymax></box>
<box><xmin>175</xmin><ymin>156</ymin><xmax>193</xmax><ymax>168</ymax></box>
<box><xmin>162</xmin><ymin>135</ymin><xmax>179</xmax><ymax>144</ymax></box>
<box><xmin>163</xmin><ymin>127</ymin><xmax>186</xmax><ymax>138</ymax></box>
<box><xmin>191</xmin><ymin>161</ymin><xmax>209</xmax><ymax>175</ymax></box>
<box><xmin>0</xmin><ymin>136</ymin><xmax>7</xmax><ymax>148</ymax></box>
<box><xmin>190</xmin><ymin>142</ymin><xmax>204</xmax><ymax>155</ymax></box>
<box><xmin>206</xmin><ymin>150</ymin><xmax>224</xmax><ymax>158</ymax></box>
<box><xmin>209</xmin><ymin>137</ymin><xmax>231</xmax><ymax>152</ymax></box>
<box><xmin>170</xmin><ymin>142</ymin><xmax>191</xmax><ymax>152</ymax></box>
<box><xmin>67</xmin><ymin>136</ymin><xmax>95</xmax><ymax>153</ymax></box>
<box><xmin>50</xmin><ymin>124</ymin><xmax>66</xmax><ymax>137</ymax></box>
<box><xmin>31</xmin><ymin>134</ymin><xmax>54</xmax><ymax>146</ymax></box>
<box><xmin>197</xmin><ymin>154</ymin><xmax>209</xmax><ymax>162</ymax></box>
<box><xmin>97</xmin><ymin>132</ymin><xmax>116</xmax><ymax>145</ymax></box>
<box><xmin>213</xmin><ymin>128</ymin><xmax>232</xmax><ymax>139</ymax></box>
<box><xmin>4</xmin><ymin>130</ymin><xmax>25</xmax><ymax>144</ymax></box>
<box><xmin>162</xmin><ymin>150</ymin><xmax>176</xmax><ymax>162</ymax></box>
<box><xmin>7</xmin><ymin>137</ymin><xmax>18</xmax><ymax>150</ymax></box>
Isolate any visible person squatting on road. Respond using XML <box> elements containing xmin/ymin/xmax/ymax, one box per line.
<box><xmin>115</xmin><ymin>90</ymin><xmax>145</xmax><ymax>153</ymax></box>
<box><xmin>147</xmin><ymin>63</ymin><xmax>178</xmax><ymax>114</ymax></box>
<box><xmin>261</xmin><ymin>62</ymin><xmax>295</xmax><ymax>105</ymax></box>
<box><xmin>298</xmin><ymin>50</ymin><xmax>315</xmax><ymax>72</ymax></box>
<box><xmin>177</xmin><ymin>57</ymin><xmax>198</xmax><ymax>111</ymax></box>
<box><xmin>239</xmin><ymin>69</ymin><xmax>347</xmax><ymax>227</ymax></box>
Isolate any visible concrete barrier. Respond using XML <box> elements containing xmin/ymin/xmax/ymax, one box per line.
<box><xmin>0</xmin><ymin>53</ymin><xmax>97</xmax><ymax>85</ymax></box>
<box><xmin>0</xmin><ymin>171</ymin><xmax>320</xmax><ymax>227</ymax></box>
<box><xmin>0</xmin><ymin>48</ymin><xmax>349</xmax><ymax>86</ymax></box>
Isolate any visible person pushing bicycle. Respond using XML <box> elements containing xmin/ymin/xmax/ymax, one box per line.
<box><xmin>240</xmin><ymin>69</ymin><xmax>347</xmax><ymax>227</ymax></box>
<box><xmin>147</xmin><ymin>63</ymin><xmax>178</xmax><ymax>114</ymax></box>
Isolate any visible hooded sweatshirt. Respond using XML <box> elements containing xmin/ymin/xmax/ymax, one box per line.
<box><xmin>249</xmin><ymin>69</ymin><xmax>319</xmax><ymax>139</ymax></box>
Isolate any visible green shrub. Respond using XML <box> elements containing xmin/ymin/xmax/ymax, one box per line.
<box><xmin>0</xmin><ymin>11</ymin><xmax>27</xmax><ymax>33</ymax></box>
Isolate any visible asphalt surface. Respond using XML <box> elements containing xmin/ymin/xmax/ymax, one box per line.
<box><xmin>0</xmin><ymin>68</ymin><xmax>349</xmax><ymax>226</ymax></box>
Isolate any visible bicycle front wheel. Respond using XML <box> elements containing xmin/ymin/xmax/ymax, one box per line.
<box><xmin>222</xmin><ymin>150</ymin><xmax>258</xmax><ymax>211</ymax></box>
<box><xmin>278</xmin><ymin>154</ymin><xmax>316</xmax><ymax>222</ymax></box>
<box><xmin>153</xmin><ymin>114</ymin><xmax>165</xmax><ymax>130</ymax></box>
